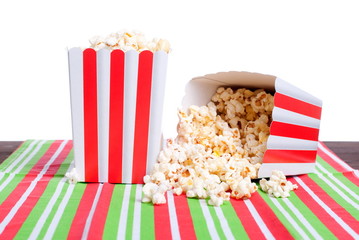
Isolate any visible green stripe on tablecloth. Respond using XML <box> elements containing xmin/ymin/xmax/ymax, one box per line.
<box><xmin>140</xmin><ymin>201</ymin><xmax>155</xmax><ymax>239</ymax></box>
<box><xmin>0</xmin><ymin>140</ymin><xmax>32</xmax><ymax>171</ymax></box>
<box><xmin>55</xmin><ymin>149</ymin><xmax>73</xmax><ymax>176</ymax></box>
<box><xmin>0</xmin><ymin>141</ymin><xmax>51</xmax><ymax>205</ymax></box>
<box><xmin>125</xmin><ymin>185</ymin><xmax>137</xmax><ymax>239</ymax></box>
<box><xmin>257</xmin><ymin>189</ymin><xmax>311</xmax><ymax>239</ymax></box>
<box><xmin>103</xmin><ymin>184</ymin><xmax>125</xmax><ymax>239</ymax></box>
<box><xmin>187</xmin><ymin>198</ymin><xmax>212</xmax><ymax>239</ymax></box>
<box><xmin>315</xmin><ymin>155</ymin><xmax>338</xmax><ymax>174</ymax></box>
<box><xmin>206</xmin><ymin>200</ymin><xmax>228</xmax><ymax>240</ymax></box>
<box><xmin>51</xmin><ymin>183</ymin><xmax>86</xmax><ymax>239</ymax></box>
<box><xmin>308</xmin><ymin>173</ymin><xmax>359</xmax><ymax>220</ymax></box>
<box><xmin>222</xmin><ymin>201</ymin><xmax>249</xmax><ymax>240</ymax></box>
<box><xmin>14</xmin><ymin>152</ymin><xmax>73</xmax><ymax>239</ymax></box>
<box><xmin>286</xmin><ymin>192</ymin><xmax>336</xmax><ymax>239</ymax></box>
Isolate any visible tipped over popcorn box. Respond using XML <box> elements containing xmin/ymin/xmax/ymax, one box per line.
<box><xmin>182</xmin><ymin>71</ymin><xmax>322</xmax><ymax>178</ymax></box>
<box><xmin>68</xmin><ymin>32</ymin><xmax>169</xmax><ymax>183</ymax></box>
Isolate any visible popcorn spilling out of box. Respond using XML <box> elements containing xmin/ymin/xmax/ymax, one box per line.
<box><xmin>68</xmin><ymin>31</ymin><xmax>169</xmax><ymax>183</ymax></box>
<box><xmin>143</xmin><ymin>71</ymin><xmax>322</xmax><ymax>206</ymax></box>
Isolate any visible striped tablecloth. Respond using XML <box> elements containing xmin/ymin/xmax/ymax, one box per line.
<box><xmin>0</xmin><ymin>140</ymin><xmax>358</xmax><ymax>239</ymax></box>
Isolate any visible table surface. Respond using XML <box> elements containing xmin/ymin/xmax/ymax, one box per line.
<box><xmin>0</xmin><ymin>141</ymin><xmax>358</xmax><ymax>169</ymax></box>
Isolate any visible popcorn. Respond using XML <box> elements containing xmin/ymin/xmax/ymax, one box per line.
<box><xmin>89</xmin><ymin>30</ymin><xmax>171</xmax><ymax>53</ymax></box>
<box><xmin>259</xmin><ymin>170</ymin><xmax>298</xmax><ymax>198</ymax></box>
<box><xmin>65</xmin><ymin>168</ymin><xmax>80</xmax><ymax>184</ymax></box>
<box><xmin>143</xmin><ymin>86</ymin><xmax>296</xmax><ymax>206</ymax></box>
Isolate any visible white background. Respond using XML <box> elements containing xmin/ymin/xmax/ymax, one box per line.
<box><xmin>0</xmin><ymin>0</ymin><xmax>358</xmax><ymax>141</ymax></box>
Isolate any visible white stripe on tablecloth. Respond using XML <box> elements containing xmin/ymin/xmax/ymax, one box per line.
<box><xmin>199</xmin><ymin>199</ymin><xmax>220</xmax><ymax>240</ymax></box>
<box><xmin>0</xmin><ymin>140</ymin><xmax>68</xmax><ymax>235</ymax></box>
<box><xmin>213</xmin><ymin>205</ymin><xmax>235</xmax><ymax>240</ymax></box>
<box><xmin>82</xmin><ymin>183</ymin><xmax>104</xmax><ymax>240</ymax></box>
<box><xmin>316</xmin><ymin>162</ymin><xmax>359</xmax><ymax>200</ymax></box>
<box><xmin>43</xmin><ymin>182</ymin><xmax>75</xmax><ymax>239</ymax></box>
<box><xmin>243</xmin><ymin>199</ymin><xmax>275</xmax><ymax>240</ymax></box>
<box><xmin>28</xmin><ymin>162</ymin><xmax>74</xmax><ymax>240</ymax></box>
<box><xmin>167</xmin><ymin>191</ymin><xmax>181</xmax><ymax>240</ymax></box>
<box><xmin>132</xmin><ymin>184</ymin><xmax>143</xmax><ymax>240</ymax></box>
<box><xmin>0</xmin><ymin>140</ymin><xmax>46</xmax><ymax>191</ymax></box>
<box><xmin>269</xmin><ymin>198</ymin><xmax>310</xmax><ymax>240</ymax></box>
<box><xmin>122</xmin><ymin>50</ymin><xmax>139</xmax><ymax>183</ymax></box>
<box><xmin>282</xmin><ymin>198</ymin><xmax>323</xmax><ymax>240</ymax></box>
<box><xmin>294</xmin><ymin>176</ymin><xmax>359</xmax><ymax>239</ymax></box>
<box><xmin>318</xmin><ymin>142</ymin><xmax>353</xmax><ymax>171</ymax></box>
<box><xmin>117</xmin><ymin>184</ymin><xmax>132</xmax><ymax>240</ymax></box>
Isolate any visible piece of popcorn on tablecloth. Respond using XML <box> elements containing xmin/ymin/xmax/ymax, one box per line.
<box><xmin>259</xmin><ymin>170</ymin><xmax>298</xmax><ymax>198</ymax></box>
<box><xmin>65</xmin><ymin>168</ymin><xmax>80</xmax><ymax>184</ymax></box>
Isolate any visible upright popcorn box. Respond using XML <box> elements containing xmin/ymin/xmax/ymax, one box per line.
<box><xmin>182</xmin><ymin>71</ymin><xmax>322</xmax><ymax>177</ymax></box>
<box><xmin>68</xmin><ymin>48</ymin><xmax>168</xmax><ymax>183</ymax></box>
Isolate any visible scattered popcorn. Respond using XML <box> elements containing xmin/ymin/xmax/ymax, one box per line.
<box><xmin>259</xmin><ymin>170</ymin><xmax>298</xmax><ymax>198</ymax></box>
<box><xmin>143</xmin><ymin>87</ymin><xmax>278</xmax><ymax>206</ymax></box>
<box><xmin>65</xmin><ymin>168</ymin><xmax>80</xmax><ymax>184</ymax></box>
<box><xmin>89</xmin><ymin>30</ymin><xmax>171</xmax><ymax>53</ymax></box>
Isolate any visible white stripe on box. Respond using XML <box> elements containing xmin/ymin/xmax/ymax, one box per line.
<box><xmin>282</xmin><ymin>198</ymin><xmax>323</xmax><ymax>240</ymax></box>
<box><xmin>272</xmin><ymin>107</ymin><xmax>321</xmax><ymax>129</ymax></box>
<box><xmin>132</xmin><ymin>184</ymin><xmax>142</xmax><ymax>240</ymax></box>
<box><xmin>69</xmin><ymin>47</ymin><xmax>85</xmax><ymax>181</ymax></box>
<box><xmin>243</xmin><ymin>199</ymin><xmax>275</xmax><ymax>240</ymax></box>
<box><xmin>82</xmin><ymin>183</ymin><xmax>104</xmax><ymax>240</ymax></box>
<box><xmin>258</xmin><ymin>163</ymin><xmax>316</xmax><ymax>178</ymax></box>
<box><xmin>199</xmin><ymin>199</ymin><xmax>220</xmax><ymax>240</ymax></box>
<box><xmin>267</xmin><ymin>135</ymin><xmax>319</xmax><ymax>150</ymax></box>
<box><xmin>269</xmin><ymin>198</ymin><xmax>310</xmax><ymax>240</ymax></box>
<box><xmin>147</xmin><ymin>51</ymin><xmax>168</xmax><ymax>175</ymax></box>
<box><xmin>167</xmin><ymin>191</ymin><xmax>181</xmax><ymax>240</ymax></box>
<box><xmin>275</xmin><ymin>78</ymin><xmax>323</xmax><ymax>107</ymax></box>
<box><xmin>0</xmin><ymin>140</ymin><xmax>68</xmax><ymax>234</ymax></box>
<box><xmin>117</xmin><ymin>184</ymin><xmax>132</xmax><ymax>239</ymax></box>
<box><xmin>213</xmin><ymin>206</ymin><xmax>235</xmax><ymax>240</ymax></box>
<box><xmin>29</xmin><ymin>162</ymin><xmax>74</xmax><ymax>240</ymax></box>
<box><xmin>122</xmin><ymin>50</ymin><xmax>139</xmax><ymax>183</ymax></box>
<box><xmin>97</xmin><ymin>49</ymin><xmax>110</xmax><ymax>183</ymax></box>
<box><xmin>294</xmin><ymin>176</ymin><xmax>359</xmax><ymax>239</ymax></box>
<box><xmin>318</xmin><ymin>142</ymin><xmax>353</xmax><ymax>171</ymax></box>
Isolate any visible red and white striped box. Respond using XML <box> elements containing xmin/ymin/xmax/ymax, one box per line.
<box><xmin>68</xmin><ymin>48</ymin><xmax>168</xmax><ymax>183</ymax></box>
<box><xmin>181</xmin><ymin>71</ymin><xmax>322</xmax><ymax>177</ymax></box>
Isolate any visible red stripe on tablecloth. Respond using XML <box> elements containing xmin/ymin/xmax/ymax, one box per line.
<box><xmin>317</xmin><ymin>143</ymin><xmax>352</xmax><ymax>173</ymax></box>
<box><xmin>132</xmin><ymin>50</ymin><xmax>153</xmax><ymax>184</ymax></box>
<box><xmin>230</xmin><ymin>198</ymin><xmax>266</xmax><ymax>240</ymax></box>
<box><xmin>67</xmin><ymin>184</ymin><xmax>100</xmax><ymax>239</ymax></box>
<box><xmin>0</xmin><ymin>141</ymin><xmax>72</xmax><ymax>239</ymax></box>
<box><xmin>263</xmin><ymin>149</ymin><xmax>317</xmax><ymax>163</ymax></box>
<box><xmin>342</xmin><ymin>172</ymin><xmax>359</xmax><ymax>187</ymax></box>
<box><xmin>154</xmin><ymin>193</ymin><xmax>172</xmax><ymax>240</ymax></box>
<box><xmin>270</xmin><ymin>121</ymin><xmax>319</xmax><ymax>141</ymax></box>
<box><xmin>250</xmin><ymin>193</ymin><xmax>294</xmax><ymax>239</ymax></box>
<box><xmin>83</xmin><ymin>49</ymin><xmax>99</xmax><ymax>182</ymax></box>
<box><xmin>274</xmin><ymin>92</ymin><xmax>322</xmax><ymax>119</ymax></box>
<box><xmin>87</xmin><ymin>184</ymin><xmax>115</xmax><ymax>239</ymax></box>
<box><xmin>108</xmin><ymin>50</ymin><xmax>125</xmax><ymax>183</ymax></box>
<box><xmin>173</xmin><ymin>194</ymin><xmax>196</xmax><ymax>240</ymax></box>
<box><xmin>292</xmin><ymin>175</ymin><xmax>358</xmax><ymax>238</ymax></box>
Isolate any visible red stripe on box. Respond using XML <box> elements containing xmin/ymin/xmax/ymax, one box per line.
<box><xmin>292</xmin><ymin>176</ymin><xmax>358</xmax><ymax>239</ymax></box>
<box><xmin>132</xmin><ymin>51</ymin><xmax>153</xmax><ymax>184</ymax></box>
<box><xmin>263</xmin><ymin>149</ymin><xmax>317</xmax><ymax>163</ymax></box>
<box><xmin>154</xmin><ymin>193</ymin><xmax>172</xmax><ymax>240</ymax></box>
<box><xmin>67</xmin><ymin>184</ymin><xmax>100</xmax><ymax>239</ymax></box>
<box><xmin>83</xmin><ymin>49</ymin><xmax>99</xmax><ymax>182</ymax></box>
<box><xmin>270</xmin><ymin>121</ymin><xmax>319</xmax><ymax>141</ymax></box>
<box><xmin>274</xmin><ymin>93</ymin><xmax>322</xmax><ymax>119</ymax></box>
<box><xmin>87</xmin><ymin>184</ymin><xmax>114</xmax><ymax>238</ymax></box>
<box><xmin>173</xmin><ymin>194</ymin><xmax>196</xmax><ymax>239</ymax></box>
<box><xmin>230</xmin><ymin>198</ymin><xmax>266</xmax><ymax>239</ymax></box>
<box><xmin>108</xmin><ymin>50</ymin><xmax>125</xmax><ymax>183</ymax></box>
